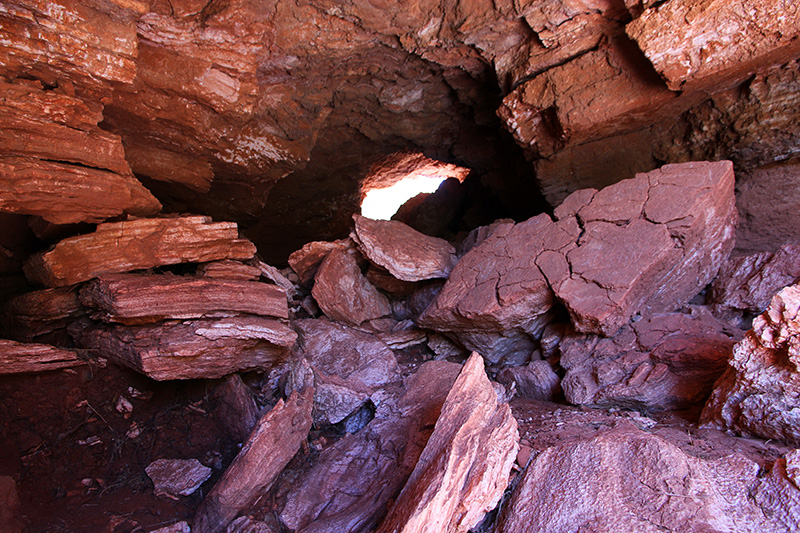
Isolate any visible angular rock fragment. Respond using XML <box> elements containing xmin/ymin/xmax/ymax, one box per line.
<box><xmin>70</xmin><ymin>317</ymin><xmax>296</xmax><ymax>381</ymax></box>
<box><xmin>194</xmin><ymin>386</ymin><xmax>314</xmax><ymax>533</ymax></box>
<box><xmin>213</xmin><ymin>374</ymin><xmax>261</xmax><ymax>443</ymax></box>
<box><xmin>352</xmin><ymin>215</ymin><xmax>457</xmax><ymax>282</ymax></box>
<box><xmin>496</xmin><ymin>425</ymin><xmax>792</xmax><ymax>533</ymax></box>
<box><xmin>549</xmin><ymin>161</ymin><xmax>736</xmax><ymax>335</ymax></box>
<box><xmin>278</xmin><ymin>361</ymin><xmax>463</xmax><ymax>532</ymax></box>
<box><xmin>3</xmin><ymin>287</ymin><xmax>83</xmax><ymax>342</ymax></box>
<box><xmin>419</xmin><ymin>213</ymin><xmax>576</xmax><ymax>362</ymax></box>
<box><xmin>560</xmin><ymin>307</ymin><xmax>741</xmax><ymax>410</ymax></box>
<box><xmin>123</xmin><ymin>139</ymin><xmax>214</xmax><ymax>192</ymax></box>
<box><xmin>79</xmin><ymin>273</ymin><xmax>288</xmax><ymax>324</ymax></box>
<box><xmin>701</xmin><ymin>284</ymin><xmax>800</xmax><ymax>445</ymax></box>
<box><xmin>294</xmin><ymin>319</ymin><xmax>401</xmax><ymax>425</ymax></box>
<box><xmin>0</xmin><ymin>339</ymin><xmax>84</xmax><ymax>374</ymax></box>
<box><xmin>288</xmin><ymin>239</ymin><xmax>348</xmax><ymax>287</ymax></box>
<box><xmin>378</xmin><ymin>353</ymin><xmax>518</xmax><ymax>533</ymax></box>
<box><xmin>145</xmin><ymin>458</ymin><xmax>212</xmax><ymax>499</ymax></box>
<box><xmin>311</xmin><ymin>248</ymin><xmax>391</xmax><ymax>326</ymax></box>
<box><xmin>627</xmin><ymin>0</ymin><xmax>800</xmax><ymax>91</ymax></box>
<box><xmin>24</xmin><ymin>216</ymin><xmax>256</xmax><ymax>287</ymax></box>
<box><xmin>0</xmin><ymin>156</ymin><xmax>160</xmax><ymax>225</ymax></box>
<box><xmin>708</xmin><ymin>244</ymin><xmax>800</xmax><ymax>322</ymax></box>
<box><xmin>497</xmin><ymin>360</ymin><xmax>560</xmax><ymax>401</ymax></box>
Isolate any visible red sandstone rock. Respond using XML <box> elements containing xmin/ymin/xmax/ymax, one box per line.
<box><xmin>753</xmin><ymin>449</ymin><xmax>800</xmax><ymax>531</ymax></box>
<box><xmin>24</xmin><ymin>216</ymin><xmax>256</xmax><ymax>287</ymax></box>
<box><xmin>288</xmin><ymin>239</ymin><xmax>349</xmax><ymax>287</ymax></box>
<box><xmin>497</xmin><ymin>360</ymin><xmax>560</xmax><ymax>401</ymax></box>
<box><xmin>70</xmin><ymin>317</ymin><xmax>295</xmax><ymax>381</ymax></box>
<box><xmin>708</xmin><ymin>244</ymin><xmax>800</xmax><ymax>323</ymax></box>
<box><xmin>701</xmin><ymin>284</ymin><xmax>800</xmax><ymax>445</ymax></box>
<box><xmin>0</xmin><ymin>156</ymin><xmax>160</xmax><ymax>225</ymax></box>
<box><xmin>736</xmin><ymin>161</ymin><xmax>800</xmax><ymax>253</ymax></box>
<box><xmin>378</xmin><ymin>353</ymin><xmax>518</xmax><ymax>533</ymax></box>
<box><xmin>0</xmin><ymin>0</ymin><xmax>143</xmax><ymax>93</ymax></box>
<box><xmin>560</xmin><ymin>307</ymin><xmax>741</xmax><ymax>410</ymax></box>
<box><xmin>145</xmin><ymin>458</ymin><xmax>212</xmax><ymax>499</ymax></box>
<box><xmin>197</xmin><ymin>260</ymin><xmax>261</xmax><ymax>281</ymax></box>
<box><xmin>122</xmin><ymin>139</ymin><xmax>213</xmax><ymax>193</ymax></box>
<box><xmin>353</xmin><ymin>215</ymin><xmax>457</xmax><ymax>282</ymax></box>
<box><xmin>496</xmin><ymin>425</ymin><xmax>793</xmax><ymax>532</ymax></box>
<box><xmin>627</xmin><ymin>0</ymin><xmax>800</xmax><ymax>92</ymax></box>
<box><xmin>194</xmin><ymin>386</ymin><xmax>314</xmax><ymax>533</ymax></box>
<box><xmin>212</xmin><ymin>374</ymin><xmax>261</xmax><ymax>443</ymax></box>
<box><xmin>0</xmin><ymin>339</ymin><xmax>84</xmax><ymax>374</ymax></box>
<box><xmin>277</xmin><ymin>360</ymin><xmax>462</xmax><ymax>532</ymax></box>
<box><xmin>3</xmin><ymin>287</ymin><xmax>83</xmax><ymax>342</ymax></box>
<box><xmin>79</xmin><ymin>273</ymin><xmax>288</xmax><ymax>324</ymax></box>
<box><xmin>311</xmin><ymin>248</ymin><xmax>391</xmax><ymax>326</ymax></box>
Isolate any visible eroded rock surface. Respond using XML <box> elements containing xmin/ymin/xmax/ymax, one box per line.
<box><xmin>701</xmin><ymin>284</ymin><xmax>800</xmax><ymax>445</ymax></box>
<box><xmin>0</xmin><ymin>339</ymin><xmax>84</xmax><ymax>374</ymax></box>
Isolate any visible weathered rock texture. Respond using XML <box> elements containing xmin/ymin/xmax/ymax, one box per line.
<box><xmin>145</xmin><ymin>458</ymin><xmax>212</xmax><ymax>499</ymax></box>
<box><xmin>24</xmin><ymin>216</ymin><xmax>256</xmax><ymax>287</ymax></box>
<box><xmin>560</xmin><ymin>307</ymin><xmax>741</xmax><ymax>410</ymax></box>
<box><xmin>701</xmin><ymin>284</ymin><xmax>800</xmax><ymax>445</ymax></box>
<box><xmin>79</xmin><ymin>273</ymin><xmax>288</xmax><ymax>324</ymax></box>
<box><xmin>194</xmin><ymin>386</ymin><xmax>314</xmax><ymax>533</ymax></box>
<box><xmin>3</xmin><ymin>288</ymin><xmax>82</xmax><ymax>343</ymax></box>
<box><xmin>70</xmin><ymin>317</ymin><xmax>295</xmax><ymax>381</ymax></box>
<box><xmin>420</xmin><ymin>161</ymin><xmax>736</xmax><ymax>361</ymax></box>
<box><xmin>0</xmin><ymin>339</ymin><xmax>84</xmax><ymax>374</ymax></box>
<box><xmin>378</xmin><ymin>353</ymin><xmax>518</xmax><ymax>533</ymax></box>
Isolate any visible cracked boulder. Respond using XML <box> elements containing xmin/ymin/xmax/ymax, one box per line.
<box><xmin>701</xmin><ymin>283</ymin><xmax>800</xmax><ymax>445</ymax></box>
<box><xmin>560</xmin><ymin>306</ymin><xmax>742</xmax><ymax>411</ymax></box>
<box><xmin>419</xmin><ymin>161</ymin><xmax>736</xmax><ymax>362</ymax></box>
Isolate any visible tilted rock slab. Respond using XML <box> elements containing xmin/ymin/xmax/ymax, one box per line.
<box><xmin>352</xmin><ymin>215</ymin><xmax>457</xmax><ymax>282</ymax></box>
<box><xmin>701</xmin><ymin>283</ymin><xmax>800</xmax><ymax>445</ymax></box>
<box><xmin>420</xmin><ymin>161</ymin><xmax>736</xmax><ymax>361</ymax></box>
<box><xmin>560</xmin><ymin>307</ymin><xmax>741</xmax><ymax>411</ymax></box>
<box><xmin>311</xmin><ymin>247</ymin><xmax>391</xmax><ymax>326</ymax></box>
<box><xmin>278</xmin><ymin>361</ymin><xmax>463</xmax><ymax>533</ymax></box>
<box><xmin>70</xmin><ymin>317</ymin><xmax>296</xmax><ymax>380</ymax></box>
<box><xmin>496</xmin><ymin>425</ymin><xmax>795</xmax><ymax>533</ymax></box>
<box><xmin>627</xmin><ymin>0</ymin><xmax>800</xmax><ymax>92</ymax></box>
<box><xmin>378</xmin><ymin>353</ymin><xmax>518</xmax><ymax>533</ymax></box>
<box><xmin>194</xmin><ymin>386</ymin><xmax>313</xmax><ymax>533</ymax></box>
<box><xmin>0</xmin><ymin>339</ymin><xmax>85</xmax><ymax>374</ymax></box>
<box><xmin>80</xmin><ymin>273</ymin><xmax>288</xmax><ymax>324</ymax></box>
<box><xmin>24</xmin><ymin>216</ymin><xmax>256</xmax><ymax>287</ymax></box>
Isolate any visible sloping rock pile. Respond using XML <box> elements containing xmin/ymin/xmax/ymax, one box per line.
<box><xmin>4</xmin><ymin>161</ymin><xmax>800</xmax><ymax>531</ymax></box>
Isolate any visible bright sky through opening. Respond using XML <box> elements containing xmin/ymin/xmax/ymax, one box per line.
<box><xmin>361</xmin><ymin>176</ymin><xmax>445</xmax><ymax>219</ymax></box>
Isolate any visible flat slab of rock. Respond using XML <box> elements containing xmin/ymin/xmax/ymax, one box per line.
<box><xmin>278</xmin><ymin>360</ymin><xmax>463</xmax><ymax>533</ymax></box>
<box><xmin>701</xmin><ymin>283</ymin><xmax>800</xmax><ymax>445</ymax></box>
<box><xmin>288</xmin><ymin>239</ymin><xmax>348</xmax><ymax>286</ymax></box>
<box><xmin>0</xmin><ymin>339</ymin><xmax>85</xmax><ymax>374</ymax></box>
<box><xmin>378</xmin><ymin>353</ymin><xmax>518</xmax><ymax>533</ymax></box>
<box><xmin>145</xmin><ymin>458</ymin><xmax>212</xmax><ymax>499</ymax></box>
<box><xmin>194</xmin><ymin>387</ymin><xmax>314</xmax><ymax>533</ymax></box>
<box><xmin>24</xmin><ymin>216</ymin><xmax>256</xmax><ymax>287</ymax></box>
<box><xmin>80</xmin><ymin>273</ymin><xmax>288</xmax><ymax>324</ymax></box>
<box><xmin>311</xmin><ymin>248</ymin><xmax>391</xmax><ymax>326</ymax></box>
<box><xmin>560</xmin><ymin>307</ymin><xmax>741</xmax><ymax>410</ymax></box>
<box><xmin>627</xmin><ymin>0</ymin><xmax>800</xmax><ymax>91</ymax></box>
<box><xmin>496</xmin><ymin>424</ymin><xmax>794</xmax><ymax>533</ymax></box>
<box><xmin>70</xmin><ymin>317</ymin><xmax>296</xmax><ymax>380</ymax></box>
<box><xmin>3</xmin><ymin>288</ymin><xmax>83</xmax><ymax>342</ymax></box>
<box><xmin>352</xmin><ymin>215</ymin><xmax>457</xmax><ymax>282</ymax></box>
<box><xmin>197</xmin><ymin>260</ymin><xmax>261</xmax><ymax>281</ymax></box>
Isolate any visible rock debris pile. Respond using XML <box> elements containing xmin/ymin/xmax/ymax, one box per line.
<box><xmin>3</xmin><ymin>159</ymin><xmax>800</xmax><ymax>532</ymax></box>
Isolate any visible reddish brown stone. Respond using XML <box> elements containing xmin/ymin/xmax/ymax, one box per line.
<box><xmin>701</xmin><ymin>284</ymin><xmax>800</xmax><ymax>445</ymax></box>
<box><xmin>197</xmin><ymin>260</ymin><xmax>261</xmax><ymax>281</ymax></box>
<box><xmin>145</xmin><ymin>458</ymin><xmax>212</xmax><ymax>499</ymax></box>
<box><xmin>311</xmin><ymin>248</ymin><xmax>391</xmax><ymax>326</ymax></box>
<box><xmin>24</xmin><ymin>216</ymin><xmax>256</xmax><ymax>287</ymax></box>
<box><xmin>194</xmin><ymin>386</ymin><xmax>314</xmax><ymax>533</ymax></box>
<box><xmin>122</xmin><ymin>139</ymin><xmax>213</xmax><ymax>193</ymax></box>
<box><xmin>0</xmin><ymin>339</ymin><xmax>84</xmax><ymax>374</ymax></box>
<box><xmin>70</xmin><ymin>317</ymin><xmax>295</xmax><ymax>381</ymax></box>
<box><xmin>560</xmin><ymin>307</ymin><xmax>740</xmax><ymax>410</ymax></box>
<box><xmin>3</xmin><ymin>287</ymin><xmax>83</xmax><ymax>342</ymax></box>
<box><xmin>378</xmin><ymin>353</ymin><xmax>518</xmax><ymax>533</ymax></box>
<box><xmin>627</xmin><ymin>0</ymin><xmax>800</xmax><ymax>92</ymax></box>
<box><xmin>497</xmin><ymin>360</ymin><xmax>560</xmax><ymax>402</ymax></box>
<box><xmin>212</xmin><ymin>374</ymin><xmax>261</xmax><ymax>443</ymax></box>
<box><xmin>288</xmin><ymin>239</ymin><xmax>349</xmax><ymax>287</ymax></box>
<box><xmin>79</xmin><ymin>273</ymin><xmax>288</xmax><ymax>324</ymax></box>
<box><xmin>352</xmin><ymin>215</ymin><xmax>457</xmax><ymax>282</ymax></box>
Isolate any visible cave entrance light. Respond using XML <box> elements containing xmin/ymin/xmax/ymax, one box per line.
<box><xmin>359</xmin><ymin>152</ymin><xmax>470</xmax><ymax>220</ymax></box>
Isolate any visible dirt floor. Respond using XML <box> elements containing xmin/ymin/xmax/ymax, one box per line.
<box><xmin>0</xmin><ymin>360</ymin><xmax>243</xmax><ymax>532</ymax></box>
